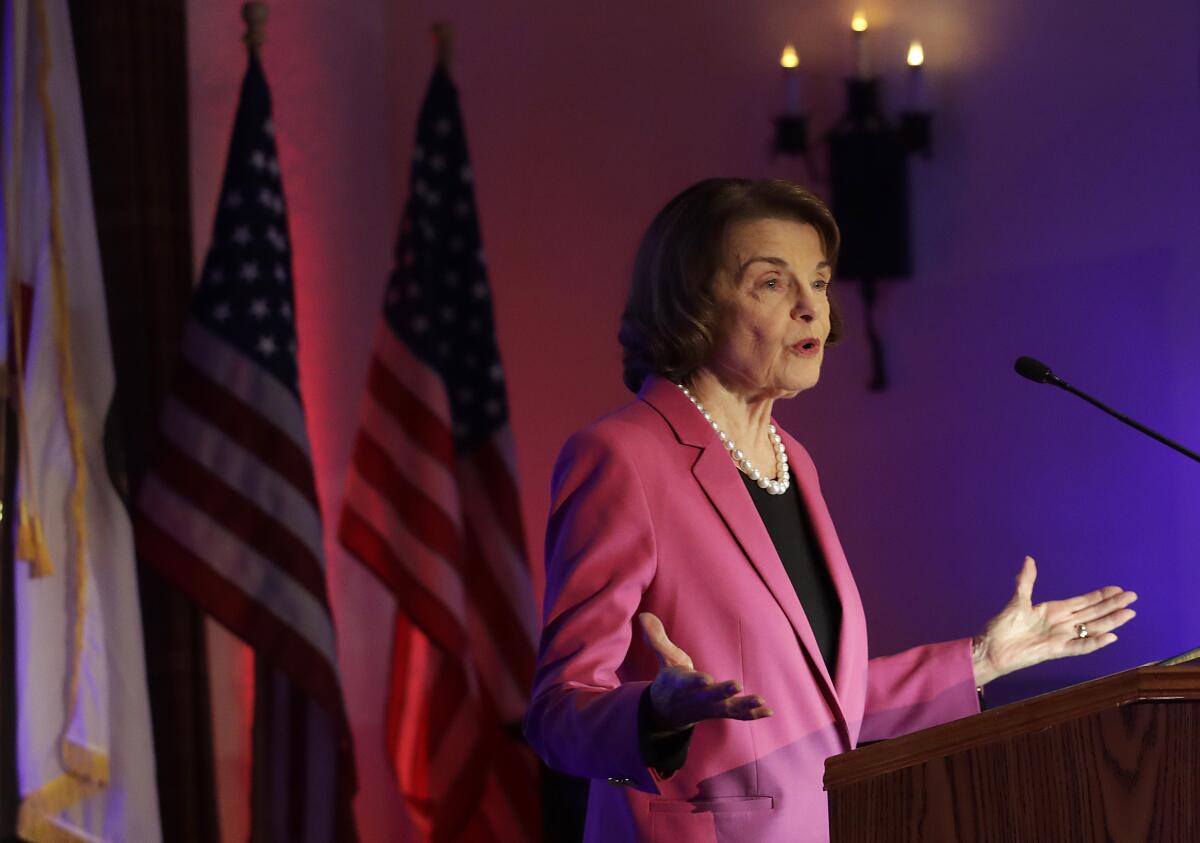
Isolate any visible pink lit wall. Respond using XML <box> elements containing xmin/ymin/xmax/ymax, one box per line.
<box><xmin>187</xmin><ymin>1</ymin><xmax>1200</xmax><ymax>839</ymax></box>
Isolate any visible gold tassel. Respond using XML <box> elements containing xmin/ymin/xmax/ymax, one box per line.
<box><xmin>61</xmin><ymin>740</ymin><xmax>109</xmax><ymax>787</ymax></box>
<box><xmin>18</xmin><ymin>503</ymin><xmax>54</xmax><ymax>577</ymax></box>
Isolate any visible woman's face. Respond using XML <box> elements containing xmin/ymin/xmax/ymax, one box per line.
<box><xmin>705</xmin><ymin>217</ymin><xmax>832</xmax><ymax>401</ymax></box>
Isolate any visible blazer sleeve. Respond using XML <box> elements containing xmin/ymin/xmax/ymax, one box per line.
<box><xmin>523</xmin><ymin>425</ymin><xmax>664</xmax><ymax>794</ymax></box>
<box><xmin>859</xmin><ymin>637</ymin><xmax>981</xmax><ymax>743</ymax></box>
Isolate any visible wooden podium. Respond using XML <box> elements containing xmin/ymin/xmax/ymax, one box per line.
<box><xmin>824</xmin><ymin>665</ymin><xmax>1200</xmax><ymax>841</ymax></box>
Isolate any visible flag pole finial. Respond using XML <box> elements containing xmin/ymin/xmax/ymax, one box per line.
<box><xmin>432</xmin><ymin>21</ymin><xmax>454</xmax><ymax>69</ymax></box>
<box><xmin>242</xmin><ymin>2</ymin><xmax>268</xmax><ymax>54</ymax></box>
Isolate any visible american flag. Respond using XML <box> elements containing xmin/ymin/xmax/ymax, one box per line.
<box><xmin>135</xmin><ymin>53</ymin><xmax>358</xmax><ymax>842</ymax></box>
<box><xmin>338</xmin><ymin>63</ymin><xmax>540</xmax><ymax>842</ymax></box>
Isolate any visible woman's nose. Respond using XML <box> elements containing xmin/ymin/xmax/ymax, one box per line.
<box><xmin>792</xmin><ymin>293</ymin><xmax>815</xmax><ymax>322</ymax></box>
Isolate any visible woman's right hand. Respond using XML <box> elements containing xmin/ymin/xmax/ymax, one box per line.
<box><xmin>638</xmin><ymin>612</ymin><xmax>773</xmax><ymax>733</ymax></box>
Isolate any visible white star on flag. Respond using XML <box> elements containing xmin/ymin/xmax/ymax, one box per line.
<box><xmin>266</xmin><ymin>226</ymin><xmax>287</xmax><ymax>251</ymax></box>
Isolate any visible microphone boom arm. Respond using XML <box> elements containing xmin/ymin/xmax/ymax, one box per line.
<box><xmin>1050</xmin><ymin>378</ymin><xmax>1200</xmax><ymax>465</ymax></box>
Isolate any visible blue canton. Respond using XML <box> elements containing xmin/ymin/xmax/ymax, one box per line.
<box><xmin>193</xmin><ymin>55</ymin><xmax>300</xmax><ymax>396</ymax></box>
<box><xmin>384</xmin><ymin>66</ymin><xmax>508</xmax><ymax>451</ymax></box>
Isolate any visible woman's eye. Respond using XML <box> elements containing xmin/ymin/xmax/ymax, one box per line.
<box><xmin>763</xmin><ymin>277</ymin><xmax>781</xmax><ymax>289</ymax></box>
<box><xmin>813</xmin><ymin>279</ymin><xmax>830</xmax><ymax>291</ymax></box>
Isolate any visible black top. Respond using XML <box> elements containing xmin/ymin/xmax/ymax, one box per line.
<box><xmin>739</xmin><ymin>473</ymin><xmax>842</xmax><ymax>678</ymax></box>
<box><xmin>639</xmin><ymin>469</ymin><xmax>843</xmax><ymax>774</ymax></box>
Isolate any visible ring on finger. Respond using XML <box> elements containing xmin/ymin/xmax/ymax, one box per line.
<box><xmin>1075</xmin><ymin>622</ymin><xmax>1089</xmax><ymax>639</ymax></box>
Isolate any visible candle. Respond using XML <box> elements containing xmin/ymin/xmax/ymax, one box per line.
<box><xmin>851</xmin><ymin>12</ymin><xmax>869</xmax><ymax>79</ymax></box>
<box><xmin>906</xmin><ymin>40</ymin><xmax>929</xmax><ymax>111</ymax></box>
<box><xmin>780</xmin><ymin>43</ymin><xmax>802</xmax><ymax>114</ymax></box>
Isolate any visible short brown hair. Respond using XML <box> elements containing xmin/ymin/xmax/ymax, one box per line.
<box><xmin>618</xmin><ymin>178</ymin><xmax>844</xmax><ymax>393</ymax></box>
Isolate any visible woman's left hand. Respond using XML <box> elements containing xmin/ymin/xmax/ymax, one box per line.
<box><xmin>971</xmin><ymin>555</ymin><xmax>1138</xmax><ymax>687</ymax></box>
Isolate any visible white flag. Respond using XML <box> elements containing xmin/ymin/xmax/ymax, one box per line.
<box><xmin>2</xmin><ymin>0</ymin><xmax>162</xmax><ymax>840</ymax></box>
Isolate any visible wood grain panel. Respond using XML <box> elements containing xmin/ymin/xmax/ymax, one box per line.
<box><xmin>829</xmin><ymin>701</ymin><xmax>1200</xmax><ymax>842</ymax></box>
<box><xmin>827</xmin><ymin>666</ymin><xmax>1200</xmax><ymax>788</ymax></box>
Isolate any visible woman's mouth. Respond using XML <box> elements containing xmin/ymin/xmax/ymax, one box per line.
<box><xmin>791</xmin><ymin>338</ymin><xmax>822</xmax><ymax>358</ymax></box>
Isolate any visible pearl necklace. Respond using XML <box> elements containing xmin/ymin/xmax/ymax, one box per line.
<box><xmin>677</xmin><ymin>383</ymin><xmax>790</xmax><ymax>495</ymax></box>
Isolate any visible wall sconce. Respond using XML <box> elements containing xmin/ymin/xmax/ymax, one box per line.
<box><xmin>900</xmin><ymin>40</ymin><xmax>932</xmax><ymax>157</ymax></box>
<box><xmin>774</xmin><ymin>44</ymin><xmax>808</xmax><ymax>156</ymax></box>
<box><xmin>772</xmin><ymin>13</ymin><xmax>934</xmax><ymax>390</ymax></box>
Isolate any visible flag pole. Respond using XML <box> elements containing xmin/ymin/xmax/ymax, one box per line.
<box><xmin>242</xmin><ymin>2</ymin><xmax>267</xmax><ymax>56</ymax></box>
<box><xmin>431</xmin><ymin>21</ymin><xmax>453</xmax><ymax>69</ymax></box>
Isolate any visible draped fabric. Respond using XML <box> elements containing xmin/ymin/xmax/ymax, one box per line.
<box><xmin>3</xmin><ymin>1</ymin><xmax>162</xmax><ymax>838</ymax></box>
<box><xmin>339</xmin><ymin>64</ymin><xmax>540</xmax><ymax>842</ymax></box>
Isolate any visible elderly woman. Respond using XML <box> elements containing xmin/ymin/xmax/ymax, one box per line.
<box><xmin>523</xmin><ymin>178</ymin><xmax>1137</xmax><ymax>842</ymax></box>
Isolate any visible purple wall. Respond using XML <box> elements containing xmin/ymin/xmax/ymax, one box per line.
<box><xmin>782</xmin><ymin>2</ymin><xmax>1200</xmax><ymax>704</ymax></box>
<box><xmin>187</xmin><ymin>0</ymin><xmax>1200</xmax><ymax>836</ymax></box>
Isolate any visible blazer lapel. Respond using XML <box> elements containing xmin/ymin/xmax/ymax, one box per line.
<box><xmin>780</xmin><ymin>426</ymin><xmax>866</xmax><ymax>729</ymax></box>
<box><xmin>639</xmin><ymin>378</ymin><xmax>849</xmax><ymax>732</ymax></box>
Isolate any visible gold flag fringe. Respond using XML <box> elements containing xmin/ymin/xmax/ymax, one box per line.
<box><xmin>16</xmin><ymin>0</ymin><xmax>103</xmax><ymax>836</ymax></box>
<box><xmin>17</xmin><ymin>502</ymin><xmax>53</xmax><ymax>577</ymax></box>
<box><xmin>17</xmin><ymin>740</ymin><xmax>110</xmax><ymax>843</ymax></box>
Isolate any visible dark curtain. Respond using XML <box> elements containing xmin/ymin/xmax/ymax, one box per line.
<box><xmin>67</xmin><ymin>3</ymin><xmax>219</xmax><ymax>842</ymax></box>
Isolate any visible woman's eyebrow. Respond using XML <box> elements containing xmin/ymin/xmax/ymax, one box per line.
<box><xmin>736</xmin><ymin>256</ymin><xmax>830</xmax><ymax>280</ymax></box>
<box><xmin>735</xmin><ymin>255</ymin><xmax>788</xmax><ymax>279</ymax></box>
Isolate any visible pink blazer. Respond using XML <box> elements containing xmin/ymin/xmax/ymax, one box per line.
<box><xmin>525</xmin><ymin>377</ymin><xmax>980</xmax><ymax>842</ymax></box>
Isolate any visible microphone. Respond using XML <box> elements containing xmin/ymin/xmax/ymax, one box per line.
<box><xmin>1013</xmin><ymin>356</ymin><xmax>1058</xmax><ymax>385</ymax></box>
<box><xmin>1014</xmin><ymin>356</ymin><xmax>1200</xmax><ymax>464</ymax></box>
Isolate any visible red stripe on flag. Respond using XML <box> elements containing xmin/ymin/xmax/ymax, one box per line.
<box><xmin>136</xmin><ymin>514</ymin><xmax>343</xmax><ymax>717</ymax></box>
<box><xmin>471</xmin><ymin>437</ymin><xmax>529</xmax><ymax>555</ymax></box>
<box><xmin>488</xmin><ymin>745</ymin><xmax>539</xmax><ymax>842</ymax></box>
<box><xmin>173</xmin><ymin>358</ymin><xmax>320</xmax><ymax>507</ymax></box>
<box><xmin>385</xmin><ymin>613</ymin><xmax>428</xmax><ymax>808</ymax></box>
<box><xmin>425</xmin><ymin>659</ymin><xmax>467</xmax><ymax>754</ymax></box>
<box><xmin>367</xmin><ymin>355</ymin><xmax>455</xmax><ymax>470</ymax></box>
<box><xmin>431</xmin><ymin>724</ymin><xmax>490</xmax><ymax>843</ymax></box>
<box><xmin>338</xmin><ymin>507</ymin><xmax>466</xmax><ymax>652</ymax></box>
<box><xmin>350</xmin><ymin>432</ymin><xmax>462</xmax><ymax>565</ymax></box>
<box><xmin>151</xmin><ymin>444</ymin><xmax>329</xmax><ymax>603</ymax></box>
<box><xmin>477</xmin><ymin>686</ymin><xmax>540</xmax><ymax>839</ymax></box>
<box><xmin>382</xmin><ymin>622</ymin><xmax>495</xmax><ymax>841</ymax></box>
<box><xmin>462</xmin><ymin>524</ymin><xmax>535</xmax><ymax>689</ymax></box>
